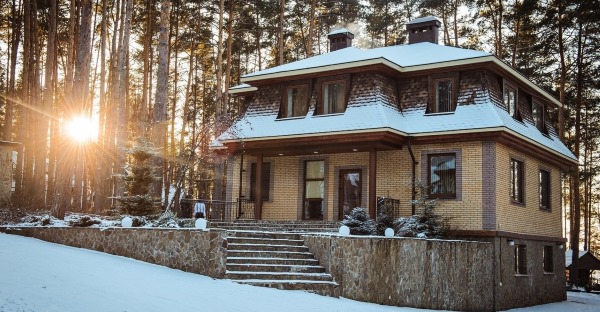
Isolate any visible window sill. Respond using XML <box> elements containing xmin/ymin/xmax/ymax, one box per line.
<box><xmin>510</xmin><ymin>200</ymin><xmax>525</xmax><ymax>207</ymax></box>
<box><xmin>539</xmin><ymin>207</ymin><xmax>552</xmax><ymax>213</ymax></box>
<box><xmin>543</xmin><ymin>272</ymin><xmax>555</xmax><ymax>275</ymax></box>
<box><xmin>276</xmin><ymin>116</ymin><xmax>307</xmax><ymax>121</ymax></box>
<box><xmin>312</xmin><ymin>112</ymin><xmax>345</xmax><ymax>118</ymax></box>
<box><xmin>514</xmin><ymin>274</ymin><xmax>529</xmax><ymax>277</ymax></box>
<box><xmin>424</xmin><ymin>111</ymin><xmax>455</xmax><ymax>116</ymax></box>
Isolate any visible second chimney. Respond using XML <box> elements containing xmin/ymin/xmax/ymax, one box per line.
<box><xmin>406</xmin><ymin>16</ymin><xmax>441</xmax><ymax>44</ymax></box>
<box><xmin>327</xmin><ymin>28</ymin><xmax>354</xmax><ymax>52</ymax></box>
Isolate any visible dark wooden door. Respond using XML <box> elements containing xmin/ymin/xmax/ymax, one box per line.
<box><xmin>339</xmin><ymin>169</ymin><xmax>362</xmax><ymax>221</ymax></box>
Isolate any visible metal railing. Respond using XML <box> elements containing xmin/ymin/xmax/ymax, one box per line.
<box><xmin>177</xmin><ymin>198</ymin><xmax>255</xmax><ymax>222</ymax></box>
<box><xmin>377</xmin><ymin>196</ymin><xmax>401</xmax><ymax>220</ymax></box>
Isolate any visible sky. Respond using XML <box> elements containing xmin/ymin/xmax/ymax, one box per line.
<box><xmin>1</xmin><ymin>233</ymin><xmax>599</xmax><ymax>312</ymax></box>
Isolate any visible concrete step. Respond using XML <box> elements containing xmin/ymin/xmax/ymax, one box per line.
<box><xmin>227</xmin><ymin>257</ymin><xmax>320</xmax><ymax>266</ymax></box>
<box><xmin>227</xmin><ymin>237</ymin><xmax>305</xmax><ymax>246</ymax></box>
<box><xmin>226</xmin><ymin>263</ymin><xmax>325</xmax><ymax>273</ymax></box>
<box><xmin>228</xmin><ymin>243</ymin><xmax>309</xmax><ymax>252</ymax></box>
<box><xmin>226</xmin><ymin>271</ymin><xmax>334</xmax><ymax>282</ymax></box>
<box><xmin>230</xmin><ymin>280</ymin><xmax>339</xmax><ymax>297</ymax></box>
<box><xmin>227</xmin><ymin>231</ymin><xmax>302</xmax><ymax>240</ymax></box>
<box><xmin>227</xmin><ymin>250</ymin><xmax>315</xmax><ymax>259</ymax></box>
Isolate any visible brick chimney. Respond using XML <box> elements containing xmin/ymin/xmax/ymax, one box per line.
<box><xmin>406</xmin><ymin>16</ymin><xmax>441</xmax><ymax>44</ymax></box>
<box><xmin>327</xmin><ymin>28</ymin><xmax>354</xmax><ymax>52</ymax></box>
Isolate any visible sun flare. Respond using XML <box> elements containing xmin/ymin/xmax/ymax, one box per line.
<box><xmin>65</xmin><ymin>116</ymin><xmax>97</xmax><ymax>143</ymax></box>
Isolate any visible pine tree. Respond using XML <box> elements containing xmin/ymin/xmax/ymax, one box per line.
<box><xmin>342</xmin><ymin>207</ymin><xmax>376</xmax><ymax>235</ymax></box>
<box><xmin>117</xmin><ymin>137</ymin><xmax>158</xmax><ymax>216</ymax></box>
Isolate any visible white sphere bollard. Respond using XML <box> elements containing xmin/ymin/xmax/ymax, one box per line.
<box><xmin>195</xmin><ymin>218</ymin><xmax>207</xmax><ymax>229</ymax></box>
<box><xmin>121</xmin><ymin>217</ymin><xmax>133</xmax><ymax>228</ymax></box>
<box><xmin>384</xmin><ymin>228</ymin><xmax>395</xmax><ymax>237</ymax></box>
<box><xmin>339</xmin><ymin>225</ymin><xmax>350</xmax><ymax>236</ymax></box>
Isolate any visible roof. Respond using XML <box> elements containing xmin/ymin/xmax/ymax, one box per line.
<box><xmin>566</xmin><ymin>250</ymin><xmax>600</xmax><ymax>270</ymax></box>
<box><xmin>240</xmin><ymin>42</ymin><xmax>561</xmax><ymax>108</ymax></box>
<box><xmin>218</xmin><ymin>98</ymin><xmax>576</xmax><ymax>162</ymax></box>
<box><xmin>406</xmin><ymin>16</ymin><xmax>440</xmax><ymax>25</ymax></box>
<box><xmin>328</xmin><ymin>28</ymin><xmax>352</xmax><ymax>36</ymax></box>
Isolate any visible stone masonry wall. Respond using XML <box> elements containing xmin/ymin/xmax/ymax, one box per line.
<box><xmin>0</xmin><ymin>227</ymin><xmax>227</xmax><ymax>278</ymax></box>
<box><xmin>303</xmin><ymin>234</ymin><xmax>495</xmax><ymax>312</ymax></box>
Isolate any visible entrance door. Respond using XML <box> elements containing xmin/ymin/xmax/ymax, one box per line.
<box><xmin>339</xmin><ymin>169</ymin><xmax>362</xmax><ymax>221</ymax></box>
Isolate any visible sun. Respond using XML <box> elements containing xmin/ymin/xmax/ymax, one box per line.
<box><xmin>65</xmin><ymin>116</ymin><xmax>97</xmax><ymax>143</ymax></box>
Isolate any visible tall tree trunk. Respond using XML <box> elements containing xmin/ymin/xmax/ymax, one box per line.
<box><xmin>224</xmin><ymin>1</ymin><xmax>234</xmax><ymax>112</ymax></box>
<box><xmin>3</xmin><ymin>0</ymin><xmax>22</xmax><ymax>142</ymax></box>
<box><xmin>72</xmin><ymin>0</ymin><xmax>93</xmax><ymax>211</ymax></box>
<box><xmin>307</xmin><ymin>0</ymin><xmax>315</xmax><ymax>57</ymax></box>
<box><xmin>570</xmin><ymin>19</ymin><xmax>584</xmax><ymax>287</ymax></box>
<box><xmin>153</xmin><ymin>0</ymin><xmax>171</xmax><ymax>202</ymax></box>
<box><xmin>277</xmin><ymin>0</ymin><xmax>284</xmax><ymax>65</ymax></box>
<box><xmin>115</xmin><ymin>0</ymin><xmax>133</xmax><ymax>198</ymax></box>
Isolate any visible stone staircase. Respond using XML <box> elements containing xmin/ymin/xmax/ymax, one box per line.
<box><xmin>225</xmin><ymin>230</ymin><xmax>339</xmax><ymax>297</ymax></box>
<box><xmin>210</xmin><ymin>220</ymin><xmax>340</xmax><ymax>233</ymax></box>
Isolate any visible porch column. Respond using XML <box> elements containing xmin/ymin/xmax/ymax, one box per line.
<box><xmin>369</xmin><ymin>149</ymin><xmax>377</xmax><ymax>219</ymax></box>
<box><xmin>255</xmin><ymin>153</ymin><xmax>263</xmax><ymax>220</ymax></box>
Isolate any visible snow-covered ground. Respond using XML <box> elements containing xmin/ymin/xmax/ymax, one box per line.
<box><xmin>1</xmin><ymin>233</ymin><xmax>599</xmax><ymax>312</ymax></box>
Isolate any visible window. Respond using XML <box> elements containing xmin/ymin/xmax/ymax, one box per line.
<box><xmin>543</xmin><ymin>245</ymin><xmax>554</xmax><ymax>273</ymax></box>
<box><xmin>539</xmin><ymin>169</ymin><xmax>551</xmax><ymax>210</ymax></box>
<box><xmin>321</xmin><ymin>80</ymin><xmax>346</xmax><ymax>114</ymax></box>
<box><xmin>510</xmin><ymin>159</ymin><xmax>524</xmax><ymax>204</ymax></box>
<box><xmin>532</xmin><ymin>101</ymin><xmax>545</xmax><ymax>132</ymax></box>
<box><xmin>428</xmin><ymin>73</ymin><xmax>457</xmax><ymax>114</ymax></box>
<box><xmin>514</xmin><ymin>244</ymin><xmax>527</xmax><ymax>275</ymax></box>
<box><xmin>504</xmin><ymin>83</ymin><xmax>518</xmax><ymax>118</ymax></box>
<box><xmin>250</xmin><ymin>162</ymin><xmax>270</xmax><ymax>201</ymax></box>
<box><xmin>280</xmin><ymin>84</ymin><xmax>309</xmax><ymax>118</ymax></box>
<box><xmin>304</xmin><ymin>160</ymin><xmax>324</xmax><ymax>220</ymax></box>
<box><xmin>428</xmin><ymin>154</ymin><xmax>456</xmax><ymax>198</ymax></box>
<box><xmin>433</xmin><ymin>78</ymin><xmax>453</xmax><ymax>113</ymax></box>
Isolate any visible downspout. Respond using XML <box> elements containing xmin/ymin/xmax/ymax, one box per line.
<box><xmin>407</xmin><ymin>137</ymin><xmax>417</xmax><ymax>215</ymax></box>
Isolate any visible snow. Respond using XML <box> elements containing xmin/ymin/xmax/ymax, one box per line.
<box><xmin>1</xmin><ymin>233</ymin><xmax>600</xmax><ymax>312</ymax></box>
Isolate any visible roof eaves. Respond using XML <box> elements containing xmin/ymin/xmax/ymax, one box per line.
<box><xmin>229</xmin><ymin>85</ymin><xmax>257</xmax><ymax>95</ymax></box>
<box><xmin>240</xmin><ymin>57</ymin><xmax>389</xmax><ymax>83</ymax></box>
<box><xmin>490</xmin><ymin>59</ymin><xmax>562</xmax><ymax>108</ymax></box>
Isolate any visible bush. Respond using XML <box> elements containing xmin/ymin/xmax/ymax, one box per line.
<box><xmin>394</xmin><ymin>182</ymin><xmax>447</xmax><ymax>239</ymax></box>
<box><xmin>342</xmin><ymin>207</ymin><xmax>376</xmax><ymax>235</ymax></box>
<box><xmin>375</xmin><ymin>201</ymin><xmax>395</xmax><ymax>236</ymax></box>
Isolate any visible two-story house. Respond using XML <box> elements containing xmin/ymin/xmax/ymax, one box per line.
<box><xmin>216</xmin><ymin>16</ymin><xmax>574</xmax><ymax>308</ymax></box>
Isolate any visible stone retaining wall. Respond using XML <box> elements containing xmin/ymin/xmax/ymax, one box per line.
<box><xmin>0</xmin><ymin>227</ymin><xmax>227</xmax><ymax>278</ymax></box>
<box><xmin>303</xmin><ymin>234</ymin><xmax>495</xmax><ymax>312</ymax></box>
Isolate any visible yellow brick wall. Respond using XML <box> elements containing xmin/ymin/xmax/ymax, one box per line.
<box><xmin>495</xmin><ymin>143</ymin><xmax>562</xmax><ymax>237</ymax></box>
<box><xmin>413</xmin><ymin>142</ymin><xmax>484</xmax><ymax>231</ymax></box>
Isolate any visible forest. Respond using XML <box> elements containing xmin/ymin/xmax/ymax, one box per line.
<box><xmin>0</xmin><ymin>0</ymin><xmax>598</xmax><ymax>268</ymax></box>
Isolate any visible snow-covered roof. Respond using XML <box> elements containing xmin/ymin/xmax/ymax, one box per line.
<box><xmin>229</xmin><ymin>83</ymin><xmax>257</xmax><ymax>94</ymax></box>
<box><xmin>406</xmin><ymin>16</ymin><xmax>440</xmax><ymax>25</ymax></box>
<box><xmin>218</xmin><ymin>98</ymin><xmax>577</xmax><ymax>162</ymax></box>
<box><xmin>327</xmin><ymin>28</ymin><xmax>352</xmax><ymax>36</ymax></box>
<box><xmin>241</xmin><ymin>42</ymin><xmax>561</xmax><ymax>108</ymax></box>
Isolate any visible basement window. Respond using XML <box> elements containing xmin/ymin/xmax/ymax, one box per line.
<box><xmin>514</xmin><ymin>244</ymin><xmax>527</xmax><ymax>275</ymax></box>
<box><xmin>543</xmin><ymin>245</ymin><xmax>554</xmax><ymax>273</ymax></box>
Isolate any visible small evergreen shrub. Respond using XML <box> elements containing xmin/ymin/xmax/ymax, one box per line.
<box><xmin>375</xmin><ymin>199</ymin><xmax>395</xmax><ymax>236</ymax></box>
<box><xmin>342</xmin><ymin>207</ymin><xmax>376</xmax><ymax>235</ymax></box>
<box><xmin>394</xmin><ymin>182</ymin><xmax>448</xmax><ymax>239</ymax></box>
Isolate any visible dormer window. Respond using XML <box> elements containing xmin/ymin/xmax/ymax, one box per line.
<box><xmin>316</xmin><ymin>76</ymin><xmax>349</xmax><ymax>115</ymax></box>
<box><xmin>532</xmin><ymin>101</ymin><xmax>546</xmax><ymax>133</ymax></box>
<box><xmin>504</xmin><ymin>81</ymin><xmax>519</xmax><ymax>119</ymax></box>
<box><xmin>322</xmin><ymin>80</ymin><xmax>345</xmax><ymax>114</ymax></box>
<box><xmin>434</xmin><ymin>78</ymin><xmax>453</xmax><ymax>112</ymax></box>
<box><xmin>428</xmin><ymin>73</ymin><xmax>458</xmax><ymax>113</ymax></box>
<box><xmin>280</xmin><ymin>83</ymin><xmax>309</xmax><ymax>118</ymax></box>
